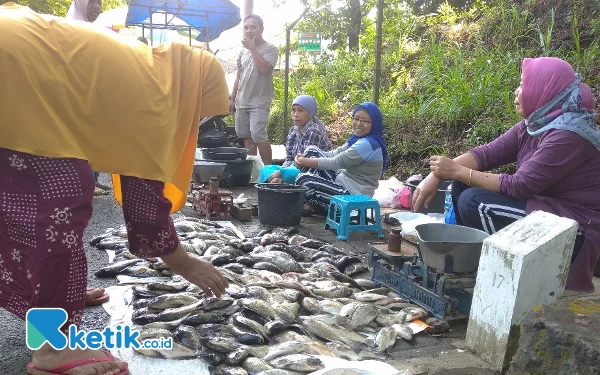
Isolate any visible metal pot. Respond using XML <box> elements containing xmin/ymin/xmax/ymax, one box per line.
<box><xmin>201</xmin><ymin>147</ymin><xmax>248</xmax><ymax>161</ymax></box>
<box><xmin>192</xmin><ymin>161</ymin><xmax>227</xmax><ymax>183</ymax></box>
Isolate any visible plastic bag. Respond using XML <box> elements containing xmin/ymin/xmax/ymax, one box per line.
<box><xmin>374</xmin><ymin>187</ymin><xmax>396</xmax><ymax>207</ymax></box>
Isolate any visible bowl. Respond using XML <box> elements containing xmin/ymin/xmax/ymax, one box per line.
<box><xmin>192</xmin><ymin>161</ymin><xmax>227</xmax><ymax>183</ymax></box>
<box><xmin>415</xmin><ymin>223</ymin><xmax>489</xmax><ymax>273</ymax></box>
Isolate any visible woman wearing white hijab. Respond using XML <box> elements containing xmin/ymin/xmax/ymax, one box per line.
<box><xmin>66</xmin><ymin>0</ymin><xmax>102</xmax><ymax>22</ymax></box>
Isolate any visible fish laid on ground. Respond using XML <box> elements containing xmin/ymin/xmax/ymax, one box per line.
<box><xmin>338</xmin><ymin>302</ymin><xmax>378</xmax><ymax>330</ymax></box>
<box><xmin>263</xmin><ymin>341</ymin><xmax>309</xmax><ymax>361</ymax></box>
<box><xmin>312</xmin><ymin>286</ymin><xmax>354</xmax><ymax>299</ymax></box>
<box><xmin>154</xmin><ymin>301</ymin><xmax>202</xmax><ymax>322</ymax></box>
<box><xmin>300</xmin><ymin>297</ymin><xmax>321</xmax><ymax>315</ymax></box>
<box><xmin>319</xmin><ymin>300</ymin><xmax>345</xmax><ymax>315</ymax></box>
<box><xmin>174</xmin><ymin>324</ymin><xmax>202</xmax><ymax>350</ymax></box>
<box><xmin>391</xmin><ymin>323</ymin><xmax>414</xmax><ymax>341</ymax></box>
<box><xmin>256</xmin><ymin>370</ymin><xmax>304</xmax><ymax>375</ymax></box>
<box><xmin>344</xmin><ymin>262</ymin><xmax>370</xmax><ymax>276</ymax></box>
<box><xmin>242</xmin><ymin>357</ymin><xmax>274</xmax><ymax>375</ymax></box>
<box><xmin>139</xmin><ymin>315</ymin><xmax>188</xmax><ymax>330</ymax></box>
<box><xmin>147</xmin><ymin>292</ymin><xmax>199</xmax><ymax>310</ymax></box>
<box><xmin>182</xmin><ymin>310</ymin><xmax>226</xmax><ymax>325</ymax></box>
<box><xmin>353</xmin><ymin>291</ymin><xmax>389</xmax><ymax>302</ymax></box>
<box><xmin>373</xmin><ymin>326</ymin><xmax>397</xmax><ymax>353</ymax></box>
<box><xmin>147</xmin><ymin>279</ymin><xmax>189</xmax><ymax>292</ymax></box>
<box><xmin>239</xmin><ymin>298</ymin><xmax>278</xmax><ymax>320</ymax></box>
<box><xmin>204</xmin><ymin>335</ymin><xmax>245</xmax><ymax>353</ymax></box>
<box><xmin>214</xmin><ymin>365</ymin><xmax>249</xmax><ymax>375</ymax></box>
<box><xmin>269</xmin><ymin>354</ymin><xmax>325</xmax><ymax>372</ymax></box>
<box><xmin>204</xmin><ymin>296</ymin><xmax>234</xmax><ymax>311</ymax></box>
<box><xmin>94</xmin><ymin>259</ymin><xmax>144</xmax><ymax>277</ymax></box>
<box><xmin>134</xmin><ymin>328</ymin><xmax>197</xmax><ymax>359</ymax></box>
<box><xmin>399</xmin><ymin>306</ymin><xmax>428</xmax><ymax>322</ymax></box>
<box><xmin>232</xmin><ymin>313</ymin><xmax>269</xmax><ymax>338</ymax></box>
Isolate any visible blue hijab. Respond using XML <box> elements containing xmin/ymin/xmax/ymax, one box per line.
<box><xmin>346</xmin><ymin>102</ymin><xmax>388</xmax><ymax>174</ymax></box>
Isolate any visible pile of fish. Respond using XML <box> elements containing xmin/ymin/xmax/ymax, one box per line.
<box><xmin>91</xmin><ymin>217</ymin><xmax>435</xmax><ymax>375</ymax></box>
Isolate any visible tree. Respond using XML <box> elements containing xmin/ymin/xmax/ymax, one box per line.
<box><xmin>15</xmin><ymin>0</ymin><xmax>126</xmax><ymax>17</ymax></box>
<box><xmin>296</xmin><ymin>0</ymin><xmax>375</xmax><ymax>52</ymax></box>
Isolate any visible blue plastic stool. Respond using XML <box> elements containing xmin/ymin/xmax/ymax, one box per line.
<box><xmin>324</xmin><ymin>195</ymin><xmax>384</xmax><ymax>240</ymax></box>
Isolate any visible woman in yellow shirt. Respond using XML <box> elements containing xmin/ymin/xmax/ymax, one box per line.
<box><xmin>0</xmin><ymin>4</ymin><xmax>229</xmax><ymax>374</ymax></box>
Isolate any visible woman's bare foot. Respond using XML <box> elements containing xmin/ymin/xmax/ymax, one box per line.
<box><xmin>31</xmin><ymin>346</ymin><xmax>127</xmax><ymax>375</ymax></box>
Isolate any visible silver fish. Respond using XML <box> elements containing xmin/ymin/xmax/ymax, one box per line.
<box><xmin>353</xmin><ymin>291</ymin><xmax>389</xmax><ymax>302</ymax></box>
<box><xmin>281</xmin><ymin>288</ymin><xmax>303</xmax><ymax>302</ymax></box>
<box><xmin>232</xmin><ymin>313</ymin><xmax>269</xmax><ymax>338</ymax></box>
<box><xmin>374</xmin><ymin>326</ymin><xmax>397</xmax><ymax>352</ymax></box>
<box><xmin>139</xmin><ymin>315</ymin><xmax>187</xmax><ymax>330</ymax></box>
<box><xmin>147</xmin><ymin>292</ymin><xmax>199</xmax><ymax>310</ymax></box>
<box><xmin>312</xmin><ymin>286</ymin><xmax>354</xmax><ymax>299</ymax></box>
<box><xmin>242</xmin><ymin>357</ymin><xmax>274</xmax><ymax>375</ymax></box>
<box><xmin>147</xmin><ymin>279</ymin><xmax>189</xmax><ymax>292</ymax></box>
<box><xmin>94</xmin><ymin>259</ymin><xmax>143</xmax><ymax>277</ymax></box>
<box><xmin>391</xmin><ymin>323</ymin><xmax>414</xmax><ymax>341</ymax></box>
<box><xmin>344</xmin><ymin>262</ymin><xmax>369</xmax><ymax>276</ymax></box>
<box><xmin>300</xmin><ymin>297</ymin><xmax>321</xmax><ymax>315</ymax></box>
<box><xmin>226</xmin><ymin>348</ymin><xmax>251</xmax><ymax>366</ymax></box>
<box><xmin>204</xmin><ymin>335</ymin><xmax>244</xmax><ymax>353</ymax></box>
<box><xmin>204</xmin><ymin>296</ymin><xmax>234</xmax><ymax>311</ymax></box>
<box><xmin>174</xmin><ymin>324</ymin><xmax>202</xmax><ymax>350</ymax></box>
<box><xmin>214</xmin><ymin>365</ymin><xmax>249</xmax><ymax>375</ymax></box>
<box><xmin>399</xmin><ymin>306</ymin><xmax>428</xmax><ymax>322</ymax></box>
<box><xmin>341</xmin><ymin>302</ymin><xmax>379</xmax><ymax>330</ymax></box>
<box><xmin>319</xmin><ymin>300</ymin><xmax>345</xmax><ymax>315</ymax></box>
<box><xmin>239</xmin><ymin>298</ymin><xmax>278</xmax><ymax>320</ymax></box>
<box><xmin>264</xmin><ymin>341</ymin><xmax>309</xmax><ymax>362</ymax></box>
<box><xmin>425</xmin><ymin>317</ymin><xmax>450</xmax><ymax>334</ymax></box>
<box><xmin>154</xmin><ymin>301</ymin><xmax>202</xmax><ymax>322</ymax></box>
<box><xmin>269</xmin><ymin>354</ymin><xmax>325</xmax><ymax>372</ymax></box>
<box><xmin>256</xmin><ymin>370</ymin><xmax>304</xmax><ymax>375</ymax></box>
<box><xmin>287</xmin><ymin>235</ymin><xmax>307</xmax><ymax>247</ymax></box>
<box><xmin>353</xmin><ymin>279</ymin><xmax>381</xmax><ymax>289</ymax></box>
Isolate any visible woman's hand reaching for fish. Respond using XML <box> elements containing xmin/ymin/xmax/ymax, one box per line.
<box><xmin>161</xmin><ymin>245</ymin><xmax>229</xmax><ymax>297</ymax></box>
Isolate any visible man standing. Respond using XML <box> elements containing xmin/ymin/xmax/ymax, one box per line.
<box><xmin>230</xmin><ymin>14</ymin><xmax>278</xmax><ymax>165</ymax></box>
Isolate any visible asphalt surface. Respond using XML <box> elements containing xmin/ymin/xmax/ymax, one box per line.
<box><xmin>0</xmin><ymin>174</ymin><xmax>120</xmax><ymax>375</ymax></box>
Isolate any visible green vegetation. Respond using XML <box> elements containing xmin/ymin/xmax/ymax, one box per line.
<box><xmin>269</xmin><ymin>0</ymin><xmax>600</xmax><ymax>179</ymax></box>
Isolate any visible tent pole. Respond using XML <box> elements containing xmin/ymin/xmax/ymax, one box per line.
<box><xmin>189</xmin><ymin>26</ymin><xmax>192</xmax><ymax>46</ymax></box>
<box><xmin>372</xmin><ymin>0</ymin><xmax>384</xmax><ymax>105</ymax></box>
<box><xmin>205</xmin><ymin>14</ymin><xmax>209</xmax><ymax>50</ymax></box>
<box><xmin>149</xmin><ymin>7</ymin><xmax>153</xmax><ymax>46</ymax></box>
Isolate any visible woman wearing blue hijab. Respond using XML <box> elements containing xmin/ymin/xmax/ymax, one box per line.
<box><xmin>295</xmin><ymin>102</ymin><xmax>387</xmax><ymax>215</ymax></box>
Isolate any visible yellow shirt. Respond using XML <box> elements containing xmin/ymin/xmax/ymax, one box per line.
<box><xmin>0</xmin><ymin>3</ymin><xmax>229</xmax><ymax>212</ymax></box>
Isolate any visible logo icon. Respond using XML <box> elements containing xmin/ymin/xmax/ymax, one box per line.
<box><xmin>26</xmin><ymin>308</ymin><xmax>68</xmax><ymax>350</ymax></box>
<box><xmin>26</xmin><ymin>308</ymin><xmax>172</xmax><ymax>351</ymax></box>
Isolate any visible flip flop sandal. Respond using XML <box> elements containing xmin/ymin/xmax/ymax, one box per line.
<box><xmin>85</xmin><ymin>287</ymin><xmax>109</xmax><ymax>306</ymax></box>
<box><xmin>27</xmin><ymin>351</ymin><xmax>128</xmax><ymax>375</ymax></box>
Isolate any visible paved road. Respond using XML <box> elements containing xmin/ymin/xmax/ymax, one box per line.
<box><xmin>0</xmin><ymin>177</ymin><xmax>497</xmax><ymax>375</ymax></box>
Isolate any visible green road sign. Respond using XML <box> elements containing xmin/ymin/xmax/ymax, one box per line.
<box><xmin>298</xmin><ymin>32</ymin><xmax>321</xmax><ymax>53</ymax></box>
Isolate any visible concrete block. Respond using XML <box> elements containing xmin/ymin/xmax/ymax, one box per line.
<box><xmin>465</xmin><ymin>211</ymin><xmax>578</xmax><ymax>372</ymax></box>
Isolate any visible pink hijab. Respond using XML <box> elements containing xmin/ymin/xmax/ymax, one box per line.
<box><xmin>521</xmin><ymin>57</ymin><xmax>595</xmax><ymax>117</ymax></box>
<box><xmin>522</xmin><ymin>57</ymin><xmax>600</xmax><ymax>151</ymax></box>
<box><xmin>66</xmin><ymin>0</ymin><xmax>91</xmax><ymax>22</ymax></box>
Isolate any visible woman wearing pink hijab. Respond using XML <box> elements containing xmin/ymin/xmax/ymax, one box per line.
<box><xmin>414</xmin><ymin>57</ymin><xmax>600</xmax><ymax>294</ymax></box>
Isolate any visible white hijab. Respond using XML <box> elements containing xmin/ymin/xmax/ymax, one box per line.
<box><xmin>66</xmin><ymin>0</ymin><xmax>90</xmax><ymax>21</ymax></box>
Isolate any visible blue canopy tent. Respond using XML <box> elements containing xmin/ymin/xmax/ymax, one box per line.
<box><xmin>125</xmin><ymin>0</ymin><xmax>241</xmax><ymax>48</ymax></box>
